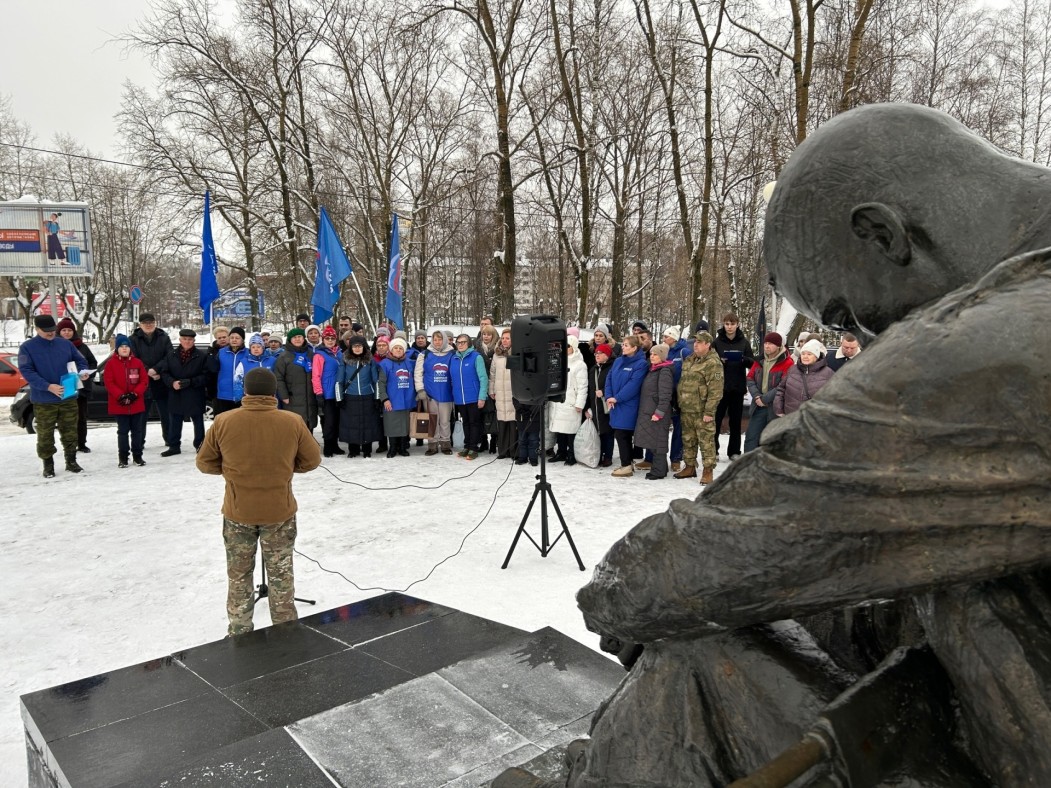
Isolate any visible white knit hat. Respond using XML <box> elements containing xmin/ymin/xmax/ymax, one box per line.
<box><xmin>800</xmin><ymin>339</ymin><xmax>826</xmax><ymax>358</ymax></box>
<box><xmin>389</xmin><ymin>337</ymin><xmax>408</xmax><ymax>352</ymax></box>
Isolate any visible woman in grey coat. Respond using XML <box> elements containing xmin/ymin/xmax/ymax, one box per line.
<box><xmin>272</xmin><ymin>328</ymin><xmax>318</xmax><ymax>431</ymax></box>
<box><xmin>633</xmin><ymin>343</ymin><xmax>676</xmax><ymax>480</ymax></box>
<box><xmin>774</xmin><ymin>338</ymin><xmax>835</xmax><ymax>417</ymax></box>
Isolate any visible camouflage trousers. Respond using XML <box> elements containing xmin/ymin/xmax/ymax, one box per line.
<box><xmin>223</xmin><ymin>515</ymin><xmax>298</xmax><ymax>636</ymax></box>
<box><xmin>35</xmin><ymin>400</ymin><xmax>79</xmax><ymax>460</ymax></box>
<box><xmin>681</xmin><ymin>413</ymin><xmax>718</xmax><ymax>470</ymax></box>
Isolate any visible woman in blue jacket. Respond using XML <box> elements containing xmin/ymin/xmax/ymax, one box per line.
<box><xmin>234</xmin><ymin>334</ymin><xmax>276</xmax><ymax>401</ymax></box>
<box><xmin>312</xmin><ymin>326</ymin><xmax>345</xmax><ymax>457</ymax></box>
<box><xmin>449</xmin><ymin>333</ymin><xmax>489</xmax><ymax>460</ymax></box>
<box><xmin>214</xmin><ymin>328</ymin><xmax>248</xmax><ymax>415</ymax></box>
<box><xmin>338</xmin><ymin>335</ymin><xmax>382</xmax><ymax>458</ymax></box>
<box><xmin>604</xmin><ymin>334</ymin><xmax>648</xmax><ymax>477</ymax></box>
<box><xmin>378</xmin><ymin>337</ymin><xmax>417</xmax><ymax>457</ymax></box>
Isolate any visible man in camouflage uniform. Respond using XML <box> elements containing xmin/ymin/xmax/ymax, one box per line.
<box><xmin>675</xmin><ymin>331</ymin><xmax>723</xmax><ymax>485</ymax></box>
<box><xmin>19</xmin><ymin>314</ymin><xmax>89</xmax><ymax>477</ymax></box>
<box><xmin>197</xmin><ymin>367</ymin><xmax>321</xmax><ymax>636</ymax></box>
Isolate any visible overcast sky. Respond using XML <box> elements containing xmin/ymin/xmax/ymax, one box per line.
<box><xmin>0</xmin><ymin>0</ymin><xmax>152</xmax><ymax>157</ymax></box>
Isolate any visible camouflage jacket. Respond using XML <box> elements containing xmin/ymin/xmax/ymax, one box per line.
<box><xmin>677</xmin><ymin>349</ymin><xmax>724</xmax><ymax>417</ymax></box>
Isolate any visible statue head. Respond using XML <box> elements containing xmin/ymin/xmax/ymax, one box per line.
<box><xmin>764</xmin><ymin>103</ymin><xmax>1045</xmax><ymax>337</ymax></box>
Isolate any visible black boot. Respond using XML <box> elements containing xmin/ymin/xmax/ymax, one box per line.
<box><xmin>387</xmin><ymin>441</ymin><xmax>397</xmax><ymax>458</ymax></box>
<box><xmin>161</xmin><ymin>447</ymin><xmax>181</xmax><ymax>457</ymax></box>
<box><xmin>78</xmin><ymin>443</ymin><xmax>91</xmax><ymax>453</ymax></box>
<box><xmin>65</xmin><ymin>454</ymin><xmax>83</xmax><ymax>473</ymax></box>
<box><xmin>347</xmin><ymin>444</ymin><xmax>360</xmax><ymax>458</ymax></box>
<box><xmin>362</xmin><ymin>444</ymin><xmax>372</xmax><ymax>458</ymax></box>
<box><xmin>565</xmin><ymin>445</ymin><xmax>577</xmax><ymax>466</ymax></box>
<box><xmin>323</xmin><ymin>440</ymin><xmax>335</xmax><ymax>458</ymax></box>
<box><xmin>42</xmin><ymin>458</ymin><xmax>55</xmax><ymax>478</ymax></box>
<box><xmin>118</xmin><ymin>455</ymin><xmax>129</xmax><ymax>468</ymax></box>
<box><xmin>377</xmin><ymin>437</ymin><xmax>388</xmax><ymax>452</ymax></box>
<box><xmin>397</xmin><ymin>436</ymin><xmax>410</xmax><ymax>457</ymax></box>
<box><xmin>489</xmin><ymin>435</ymin><xmax>497</xmax><ymax>454</ymax></box>
<box><xmin>332</xmin><ymin>444</ymin><xmax>345</xmax><ymax>455</ymax></box>
<box><xmin>133</xmin><ymin>456</ymin><xmax>146</xmax><ymax>466</ymax></box>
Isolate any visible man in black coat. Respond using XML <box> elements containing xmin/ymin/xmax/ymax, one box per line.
<box><xmin>158</xmin><ymin>329</ymin><xmax>215</xmax><ymax>455</ymax></box>
<box><xmin>712</xmin><ymin>312</ymin><xmax>754</xmax><ymax>460</ymax></box>
<box><xmin>130</xmin><ymin>313</ymin><xmax>174</xmax><ymax>449</ymax></box>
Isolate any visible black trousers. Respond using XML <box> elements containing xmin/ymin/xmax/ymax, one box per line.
<box><xmin>321</xmin><ymin>398</ymin><xmax>341</xmax><ymax>447</ymax></box>
<box><xmin>456</xmin><ymin>402</ymin><xmax>485</xmax><ymax>451</ymax></box>
<box><xmin>614</xmin><ymin>429</ymin><xmax>635</xmax><ymax>467</ymax></box>
<box><xmin>715</xmin><ymin>392</ymin><xmax>744</xmax><ymax>458</ymax></box>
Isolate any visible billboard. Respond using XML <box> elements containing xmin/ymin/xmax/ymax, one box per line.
<box><xmin>31</xmin><ymin>293</ymin><xmax>77</xmax><ymax>317</ymax></box>
<box><xmin>0</xmin><ymin>201</ymin><xmax>94</xmax><ymax>278</ymax></box>
<box><xmin>213</xmin><ymin>288</ymin><xmax>265</xmax><ymax>320</ymax></box>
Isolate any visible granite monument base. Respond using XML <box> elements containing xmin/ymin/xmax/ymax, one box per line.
<box><xmin>21</xmin><ymin>593</ymin><xmax>622</xmax><ymax>787</ymax></box>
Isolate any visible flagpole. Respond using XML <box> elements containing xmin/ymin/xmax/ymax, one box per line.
<box><xmin>349</xmin><ymin>270</ymin><xmax>377</xmax><ymax>336</ymax></box>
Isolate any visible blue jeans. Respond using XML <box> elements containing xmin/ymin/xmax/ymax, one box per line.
<box><xmin>518</xmin><ymin>428</ymin><xmax>540</xmax><ymax>460</ymax></box>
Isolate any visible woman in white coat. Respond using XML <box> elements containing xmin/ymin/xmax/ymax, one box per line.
<box><xmin>547</xmin><ymin>342</ymin><xmax>590</xmax><ymax>465</ymax></box>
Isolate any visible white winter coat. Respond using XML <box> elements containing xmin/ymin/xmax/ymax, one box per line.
<box><xmin>548</xmin><ymin>349</ymin><xmax>589</xmax><ymax>434</ymax></box>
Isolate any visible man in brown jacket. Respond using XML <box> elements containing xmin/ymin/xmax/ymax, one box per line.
<box><xmin>197</xmin><ymin>367</ymin><xmax>322</xmax><ymax>636</ymax></box>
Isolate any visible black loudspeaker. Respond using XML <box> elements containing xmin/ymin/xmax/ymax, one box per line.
<box><xmin>509</xmin><ymin>315</ymin><xmax>568</xmax><ymax>403</ymax></box>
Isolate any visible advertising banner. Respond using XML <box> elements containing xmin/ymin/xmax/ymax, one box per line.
<box><xmin>213</xmin><ymin>288</ymin><xmax>265</xmax><ymax>320</ymax></box>
<box><xmin>0</xmin><ymin>201</ymin><xmax>94</xmax><ymax>278</ymax></box>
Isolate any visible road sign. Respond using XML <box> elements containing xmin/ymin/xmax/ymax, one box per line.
<box><xmin>129</xmin><ymin>285</ymin><xmax>144</xmax><ymax>305</ymax></box>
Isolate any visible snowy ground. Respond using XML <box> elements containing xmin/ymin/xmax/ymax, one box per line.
<box><xmin>0</xmin><ymin>402</ymin><xmax>729</xmax><ymax>787</ymax></box>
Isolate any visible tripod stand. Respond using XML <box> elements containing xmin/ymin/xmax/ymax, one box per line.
<box><xmin>502</xmin><ymin>400</ymin><xmax>585</xmax><ymax>571</ymax></box>
<box><xmin>255</xmin><ymin>557</ymin><xmax>316</xmax><ymax>607</ymax></box>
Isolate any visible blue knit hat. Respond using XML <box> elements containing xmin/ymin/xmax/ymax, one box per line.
<box><xmin>248</xmin><ymin>332</ymin><xmax>265</xmax><ymax>347</ymax></box>
<box><xmin>115</xmin><ymin>333</ymin><xmax>131</xmax><ymax>348</ymax></box>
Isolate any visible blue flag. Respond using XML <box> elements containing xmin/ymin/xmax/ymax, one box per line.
<box><xmin>385</xmin><ymin>214</ymin><xmax>403</xmax><ymax>328</ymax></box>
<box><xmin>200</xmin><ymin>191</ymin><xmax>221</xmax><ymax>324</ymax></box>
<box><xmin>311</xmin><ymin>207</ymin><xmax>353</xmax><ymax>324</ymax></box>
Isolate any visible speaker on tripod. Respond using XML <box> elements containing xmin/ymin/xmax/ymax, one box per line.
<box><xmin>502</xmin><ymin>315</ymin><xmax>584</xmax><ymax>571</ymax></box>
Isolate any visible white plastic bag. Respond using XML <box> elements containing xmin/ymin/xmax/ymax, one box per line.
<box><xmin>574</xmin><ymin>416</ymin><xmax>600</xmax><ymax>468</ymax></box>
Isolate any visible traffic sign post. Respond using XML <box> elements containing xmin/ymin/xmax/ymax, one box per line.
<box><xmin>129</xmin><ymin>285</ymin><xmax>144</xmax><ymax>304</ymax></box>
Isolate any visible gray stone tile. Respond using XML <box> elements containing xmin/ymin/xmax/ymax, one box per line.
<box><xmin>440</xmin><ymin>743</ymin><xmax>545</xmax><ymax>787</ymax></box>
<box><xmin>290</xmin><ymin>673</ymin><xmax>529</xmax><ymax>787</ymax></box>
<box><xmin>438</xmin><ymin>627</ymin><xmax>622</xmax><ymax>742</ymax></box>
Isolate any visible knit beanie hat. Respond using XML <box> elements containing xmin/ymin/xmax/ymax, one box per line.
<box><xmin>631</xmin><ymin>321</ymin><xmax>648</xmax><ymax>333</ymax></box>
<box><xmin>243</xmin><ymin>368</ymin><xmax>277</xmax><ymax>396</ymax></box>
<box><xmin>375</xmin><ymin>335</ymin><xmax>390</xmax><ymax>346</ymax></box>
<box><xmin>306</xmin><ymin>324</ymin><xmax>320</xmax><ymax>336</ymax></box>
<box><xmin>229</xmin><ymin>326</ymin><xmax>246</xmax><ymax>340</ymax></box>
<box><xmin>248</xmin><ymin>332</ymin><xmax>265</xmax><ymax>347</ymax></box>
<box><xmin>415</xmin><ymin>329</ymin><xmax>427</xmax><ymax>339</ymax></box>
<box><xmin>443</xmin><ymin>330</ymin><xmax>455</xmax><ymax>342</ymax></box>
<box><xmin>286</xmin><ymin>327</ymin><xmax>305</xmax><ymax>341</ymax></box>
<box><xmin>115</xmin><ymin>333</ymin><xmax>131</xmax><ymax>349</ymax></box>
<box><xmin>764</xmin><ymin>332</ymin><xmax>784</xmax><ymax>347</ymax></box>
<box><xmin>376</xmin><ymin>326</ymin><xmax>391</xmax><ymax>338</ymax></box>
<box><xmin>393</xmin><ymin>330</ymin><xmax>408</xmax><ymax>342</ymax></box>
<box><xmin>695</xmin><ymin>319</ymin><xmax>710</xmax><ymax>334</ymax></box>
<box><xmin>662</xmin><ymin>327</ymin><xmax>679</xmax><ymax>340</ymax></box>
<box><xmin>650</xmin><ymin>343</ymin><xmax>669</xmax><ymax>361</ymax></box>
<box><xmin>567</xmin><ymin>326</ymin><xmax>580</xmax><ymax>338</ymax></box>
<box><xmin>56</xmin><ymin>317</ymin><xmax>77</xmax><ymax>333</ymax></box>
<box><xmin>322</xmin><ymin>326</ymin><xmax>337</xmax><ymax>339</ymax></box>
<box><xmin>801</xmin><ymin>339</ymin><xmax>826</xmax><ymax>358</ymax></box>
<box><xmin>389</xmin><ymin>337</ymin><xmax>408</xmax><ymax>352</ymax></box>
<box><xmin>594</xmin><ymin>322</ymin><xmax>611</xmax><ymax>339</ymax></box>
<box><xmin>595</xmin><ymin>343</ymin><xmax>613</xmax><ymax>358</ymax></box>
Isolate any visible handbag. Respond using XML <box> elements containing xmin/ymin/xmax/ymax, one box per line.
<box><xmin>410</xmin><ymin>401</ymin><xmax>437</xmax><ymax>439</ymax></box>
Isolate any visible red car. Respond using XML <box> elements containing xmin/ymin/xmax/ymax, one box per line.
<box><xmin>0</xmin><ymin>353</ymin><xmax>28</xmax><ymax>397</ymax></box>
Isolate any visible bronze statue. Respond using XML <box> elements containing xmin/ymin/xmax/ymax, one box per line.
<box><xmin>499</xmin><ymin>104</ymin><xmax>1051</xmax><ymax>787</ymax></box>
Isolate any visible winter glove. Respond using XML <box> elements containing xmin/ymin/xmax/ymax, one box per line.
<box><xmin>117</xmin><ymin>393</ymin><xmax>131</xmax><ymax>406</ymax></box>
<box><xmin>126</xmin><ymin>392</ymin><xmax>138</xmax><ymax>403</ymax></box>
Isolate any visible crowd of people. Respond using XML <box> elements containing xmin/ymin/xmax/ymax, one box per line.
<box><xmin>17</xmin><ymin>309</ymin><xmax>862</xmax><ymax>480</ymax></box>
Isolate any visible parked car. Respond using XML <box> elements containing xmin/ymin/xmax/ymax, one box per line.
<box><xmin>0</xmin><ymin>353</ymin><xmax>29</xmax><ymax>397</ymax></box>
<box><xmin>8</xmin><ymin>347</ymin><xmax>213</xmax><ymax>434</ymax></box>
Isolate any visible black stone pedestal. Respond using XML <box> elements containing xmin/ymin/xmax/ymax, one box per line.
<box><xmin>22</xmin><ymin>593</ymin><xmax>622</xmax><ymax>787</ymax></box>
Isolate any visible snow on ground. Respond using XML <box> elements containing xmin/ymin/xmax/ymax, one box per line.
<box><xmin>0</xmin><ymin>405</ymin><xmax>729</xmax><ymax>787</ymax></box>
